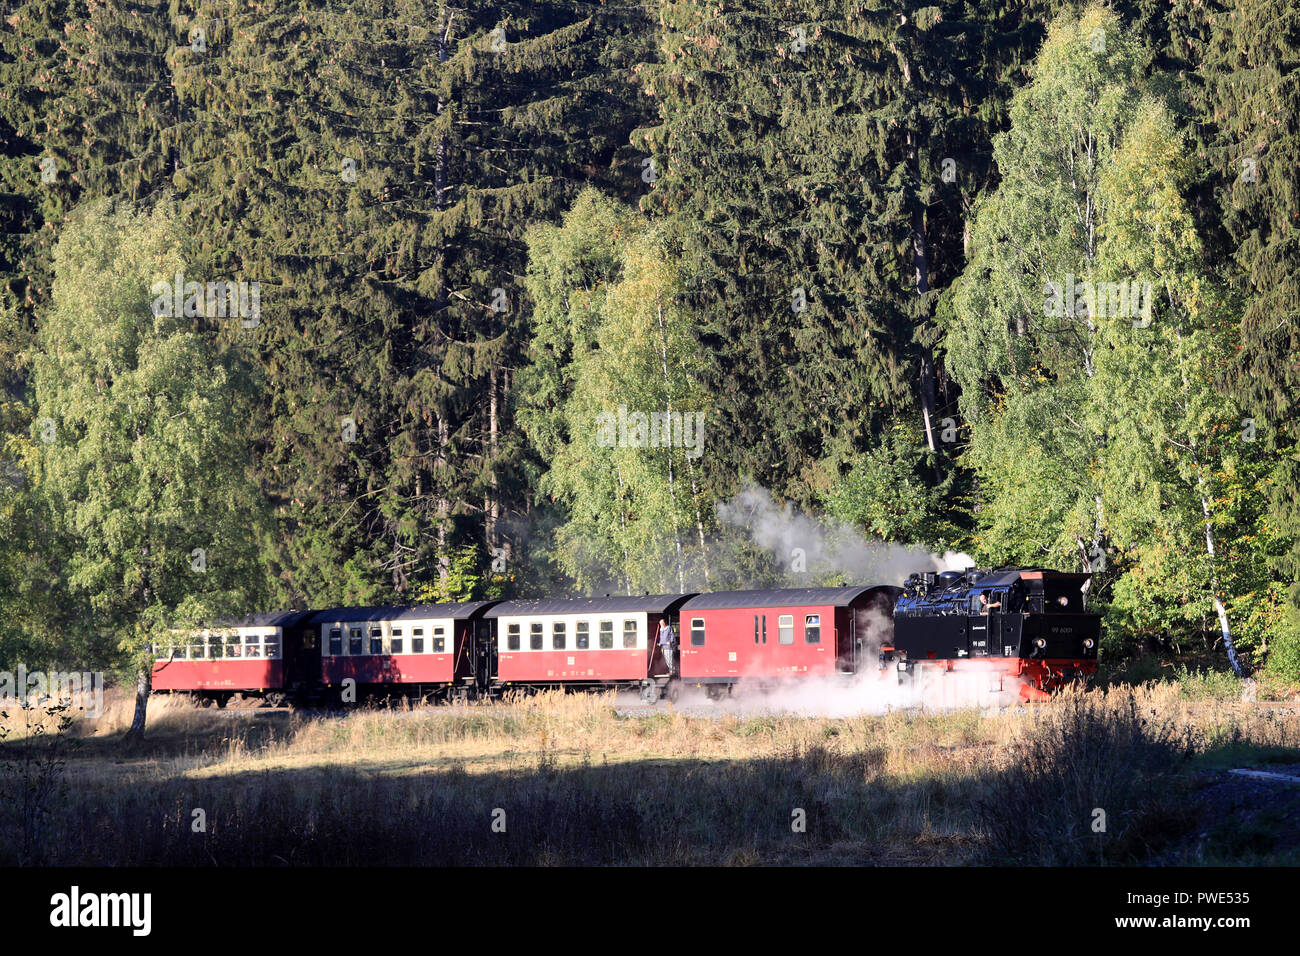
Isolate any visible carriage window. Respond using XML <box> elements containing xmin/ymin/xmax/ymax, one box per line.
<box><xmin>530</xmin><ymin>621</ymin><xmax>544</xmax><ymax>650</ymax></box>
<box><xmin>553</xmin><ymin>621</ymin><xmax>566</xmax><ymax>650</ymax></box>
<box><xmin>576</xmin><ymin>621</ymin><xmax>590</xmax><ymax>649</ymax></box>
<box><xmin>622</xmin><ymin>619</ymin><xmax>637</xmax><ymax>648</ymax></box>
<box><xmin>189</xmin><ymin>640</ymin><xmax>205</xmax><ymax>660</ymax></box>
<box><xmin>805</xmin><ymin>614</ymin><xmax>821</xmax><ymax>644</ymax></box>
<box><xmin>390</xmin><ymin>628</ymin><xmax>403</xmax><ymax>654</ymax></box>
<box><xmin>209</xmin><ymin>636</ymin><xmax>224</xmax><ymax>659</ymax></box>
<box><xmin>778</xmin><ymin>615</ymin><xmax>794</xmax><ymax>645</ymax></box>
<box><xmin>264</xmin><ymin>634</ymin><xmax>280</xmax><ymax>659</ymax></box>
<box><xmin>370</xmin><ymin>627</ymin><xmax>383</xmax><ymax>655</ymax></box>
<box><xmin>433</xmin><ymin>626</ymin><xmax>445</xmax><ymax>654</ymax></box>
<box><xmin>329</xmin><ymin>628</ymin><xmax>342</xmax><ymax>656</ymax></box>
<box><xmin>754</xmin><ymin>615</ymin><xmax>759</xmax><ymax>645</ymax></box>
<box><xmin>691</xmin><ymin>618</ymin><xmax>706</xmax><ymax>646</ymax></box>
<box><xmin>412</xmin><ymin>627</ymin><xmax>425</xmax><ymax>654</ymax></box>
<box><xmin>349</xmin><ymin>627</ymin><xmax>362</xmax><ymax>655</ymax></box>
<box><xmin>227</xmin><ymin>634</ymin><xmax>242</xmax><ymax>658</ymax></box>
<box><xmin>599</xmin><ymin>620</ymin><xmax>614</xmax><ymax>649</ymax></box>
<box><xmin>245</xmin><ymin>634</ymin><xmax>261</xmax><ymax>658</ymax></box>
<box><xmin>507</xmin><ymin>623</ymin><xmax>520</xmax><ymax>651</ymax></box>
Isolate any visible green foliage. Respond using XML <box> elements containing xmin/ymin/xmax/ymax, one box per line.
<box><xmin>942</xmin><ymin>5</ymin><xmax>1278</xmax><ymax>667</ymax></box>
<box><xmin>1265</xmin><ymin>607</ymin><xmax>1300</xmax><ymax>684</ymax></box>
<box><xmin>522</xmin><ymin>189</ymin><xmax>713</xmax><ymax>593</ymax></box>
<box><xmin>31</xmin><ymin>197</ymin><xmax>269</xmax><ymax>675</ymax></box>
<box><xmin>0</xmin><ymin>0</ymin><xmax>1294</xmax><ymax>685</ymax></box>
<box><xmin>824</xmin><ymin>421</ymin><xmax>962</xmax><ymax>550</ymax></box>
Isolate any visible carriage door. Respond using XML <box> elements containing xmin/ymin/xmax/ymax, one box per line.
<box><xmin>968</xmin><ymin>594</ymin><xmax>990</xmax><ymax>657</ymax></box>
<box><xmin>474</xmin><ymin>620</ymin><xmax>497</xmax><ymax>693</ymax></box>
<box><xmin>291</xmin><ymin>624</ymin><xmax>319</xmax><ymax>691</ymax></box>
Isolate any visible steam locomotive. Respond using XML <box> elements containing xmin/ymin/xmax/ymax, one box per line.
<box><xmin>151</xmin><ymin>567</ymin><xmax>1098</xmax><ymax>707</ymax></box>
<box><xmin>885</xmin><ymin>567</ymin><xmax>1100</xmax><ymax>701</ymax></box>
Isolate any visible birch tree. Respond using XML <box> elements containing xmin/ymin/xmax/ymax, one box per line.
<box><xmin>32</xmin><ymin>199</ymin><xmax>267</xmax><ymax>741</ymax></box>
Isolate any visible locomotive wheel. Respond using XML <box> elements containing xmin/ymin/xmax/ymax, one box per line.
<box><xmin>641</xmin><ymin>681</ymin><xmax>661</xmax><ymax>705</ymax></box>
<box><xmin>264</xmin><ymin>692</ymin><xmax>286</xmax><ymax>708</ymax></box>
<box><xmin>705</xmin><ymin>684</ymin><xmax>727</xmax><ymax>702</ymax></box>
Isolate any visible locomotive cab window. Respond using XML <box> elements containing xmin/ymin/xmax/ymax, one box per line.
<box><xmin>530</xmin><ymin>621</ymin><xmax>544</xmax><ymax>650</ymax></box>
<box><xmin>507</xmin><ymin>623</ymin><xmax>520</xmax><ymax>651</ymax></box>
<box><xmin>553</xmin><ymin>622</ymin><xmax>566</xmax><ymax>650</ymax></box>
<box><xmin>599</xmin><ymin>620</ymin><xmax>614</xmax><ymax>649</ymax></box>
<box><xmin>432</xmin><ymin>626</ymin><xmax>445</xmax><ymax>654</ymax></box>
<box><xmin>805</xmin><ymin>614</ymin><xmax>820</xmax><ymax>644</ymax></box>
<box><xmin>412</xmin><ymin>627</ymin><xmax>425</xmax><ymax>654</ymax></box>
<box><xmin>778</xmin><ymin>615</ymin><xmax>794</xmax><ymax>645</ymax></box>
<box><xmin>576</xmin><ymin>621</ymin><xmax>590</xmax><ymax>649</ymax></box>
<box><xmin>622</xmin><ymin>619</ymin><xmax>637</xmax><ymax>648</ymax></box>
<box><xmin>329</xmin><ymin>628</ymin><xmax>342</xmax><ymax>656</ymax></box>
<box><xmin>690</xmin><ymin>618</ymin><xmax>706</xmax><ymax>646</ymax></box>
<box><xmin>390</xmin><ymin>628</ymin><xmax>403</xmax><ymax>654</ymax></box>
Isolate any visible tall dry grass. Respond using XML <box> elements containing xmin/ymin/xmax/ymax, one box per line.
<box><xmin>1</xmin><ymin>682</ymin><xmax>1296</xmax><ymax>865</ymax></box>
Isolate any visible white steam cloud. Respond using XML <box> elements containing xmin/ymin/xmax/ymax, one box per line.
<box><xmin>693</xmin><ymin>485</ymin><xmax>1017</xmax><ymax>714</ymax></box>
<box><xmin>715</xmin><ymin>485</ymin><xmax>972</xmax><ymax>586</ymax></box>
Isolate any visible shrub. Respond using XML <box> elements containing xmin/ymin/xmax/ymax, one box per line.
<box><xmin>976</xmin><ymin>687</ymin><xmax>1197</xmax><ymax>864</ymax></box>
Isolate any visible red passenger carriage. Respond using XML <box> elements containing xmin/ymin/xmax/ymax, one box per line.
<box><xmin>677</xmin><ymin>586</ymin><xmax>900</xmax><ymax>699</ymax></box>
<box><xmin>152</xmin><ymin>610</ymin><xmax>317</xmax><ymax>707</ymax></box>
<box><xmin>485</xmin><ymin>594</ymin><xmax>693</xmax><ymax>702</ymax></box>
<box><xmin>314</xmin><ymin>602</ymin><xmax>498</xmax><ymax>701</ymax></box>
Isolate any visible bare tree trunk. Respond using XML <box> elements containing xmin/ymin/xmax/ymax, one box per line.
<box><xmin>614</xmin><ymin>462</ymin><xmax>632</xmax><ymax>594</ymax></box>
<box><xmin>436</xmin><ymin>414</ymin><xmax>451</xmax><ymax>583</ymax></box>
<box><xmin>906</xmin><ymin>120</ymin><xmax>937</xmax><ymax>451</ymax></box>
<box><xmin>124</xmin><ymin>542</ymin><xmax>152</xmax><ymax>743</ymax></box>
<box><xmin>124</xmin><ymin>666</ymin><xmax>152</xmax><ymax>742</ymax></box>
<box><xmin>1174</xmin><ymin>325</ymin><xmax>1241</xmax><ymax>676</ymax></box>
<box><xmin>654</xmin><ymin>302</ymin><xmax>685</xmax><ymax>591</ymax></box>
<box><xmin>487</xmin><ymin>364</ymin><xmax>499</xmax><ymax>555</ymax></box>
<box><xmin>685</xmin><ymin>455</ymin><xmax>710</xmax><ymax>586</ymax></box>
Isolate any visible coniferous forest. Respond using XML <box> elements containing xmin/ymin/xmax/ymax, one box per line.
<box><xmin>1</xmin><ymin>0</ymin><xmax>1297</xmax><ymax>692</ymax></box>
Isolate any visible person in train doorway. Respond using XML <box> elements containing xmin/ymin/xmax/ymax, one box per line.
<box><xmin>657</xmin><ymin>617</ymin><xmax>677</xmax><ymax>673</ymax></box>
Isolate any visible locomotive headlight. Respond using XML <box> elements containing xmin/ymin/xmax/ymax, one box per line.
<box><xmin>1034</xmin><ymin>638</ymin><xmax>1047</xmax><ymax>649</ymax></box>
<box><xmin>1083</xmin><ymin>638</ymin><xmax>1095</xmax><ymax>649</ymax></box>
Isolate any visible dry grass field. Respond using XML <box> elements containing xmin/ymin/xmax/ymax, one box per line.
<box><xmin>2</xmin><ymin>683</ymin><xmax>1298</xmax><ymax>866</ymax></box>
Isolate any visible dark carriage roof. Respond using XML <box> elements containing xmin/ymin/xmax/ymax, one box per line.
<box><xmin>680</xmin><ymin>585</ymin><xmax>896</xmax><ymax>611</ymax></box>
<box><xmin>309</xmin><ymin>601</ymin><xmax>499</xmax><ymax>624</ymax></box>
<box><xmin>213</xmin><ymin>609</ymin><xmax>318</xmax><ymax>629</ymax></box>
<box><xmin>484</xmin><ymin>594</ymin><xmax>695</xmax><ymax>617</ymax></box>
